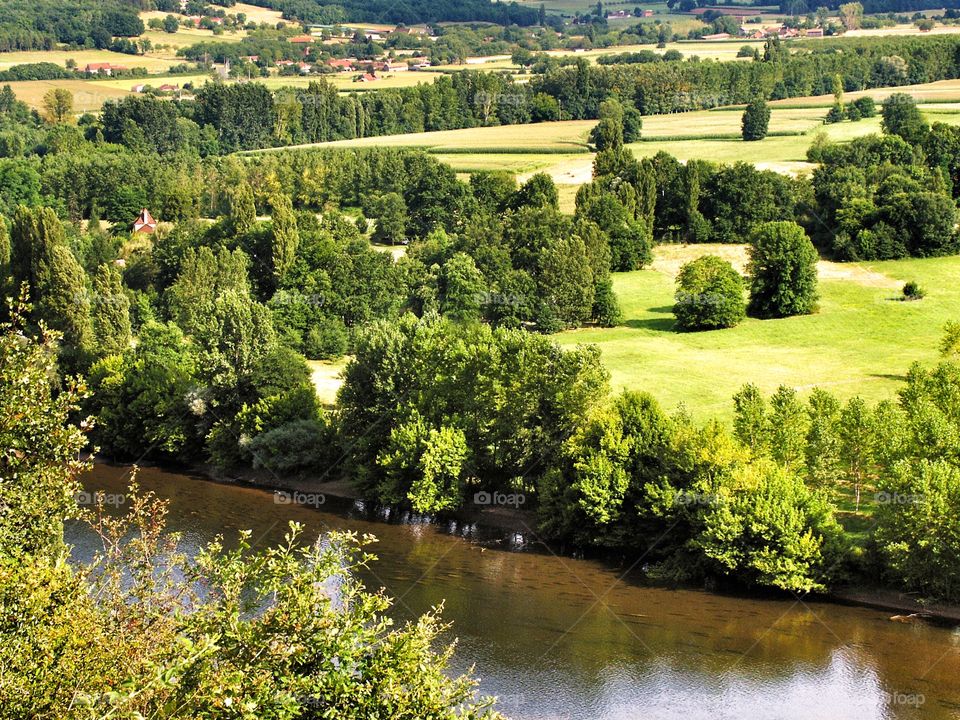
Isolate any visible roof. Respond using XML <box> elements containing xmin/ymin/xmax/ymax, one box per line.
<box><xmin>133</xmin><ymin>209</ymin><xmax>157</xmax><ymax>234</ymax></box>
<box><xmin>289</xmin><ymin>34</ymin><xmax>315</xmax><ymax>43</ymax></box>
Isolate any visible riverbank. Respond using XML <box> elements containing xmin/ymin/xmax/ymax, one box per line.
<box><xmin>90</xmin><ymin>458</ymin><xmax>960</xmax><ymax>626</ymax></box>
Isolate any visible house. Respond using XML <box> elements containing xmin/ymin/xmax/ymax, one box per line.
<box><xmin>276</xmin><ymin>60</ymin><xmax>295</xmax><ymax>68</ymax></box>
<box><xmin>806</xmin><ymin>27</ymin><xmax>824</xmax><ymax>37</ymax></box>
<box><xmin>363</xmin><ymin>31</ymin><xmax>384</xmax><ymax>41</ymax></box>
<box><xmin>640</xmin><ymin>9</ymin><xmax>654</xmax><ymax>17</ymax></box>
<box><xmin>702</xmin><ymin>32</ymin><xmax>731</xmax><ymax>40</ymax></box>
<box><xmin>241</xmin><ymin>55</ymin><xmax>260</xmax><ymax>62</ymax></box>
<box><xmin>131</xmin><ymin>83</ymin><xmax>146</xmax><ymax>93</ymax></box>
<box><xmin>384</xmin><ymin>61</ymin><xmax>408</xmax><ymax>72</ymax></box>
<box><xmin>606</xmin><ymin>10</ymin><xmax>632</xmax><ymax>19</ymax></box>
<box><xmin>409</xmin><ymin>59</ymin><xmax>431</xmax><ymax>70</ymax></box>
<box><xmin>297</xmin><ymin>62</ymin><xmax>312</xmax><ymax>74</ymax></box>
<box><xmin>84</xmin><ymin>63</ymin><xmax>126</xmax><ymax>75</ymax></box>
<box><xmin>326</xmin><ymin>58</ymin><xmax>355</xmax><ymax>70</ymax></box>
<box><xmin>356</xmin><ymin>73</ymin><xmax>378</xmax><ymax>82</ymax></box>
<box><xmin>289</xmin><ymin>34</ymin><xmax>315</xmax><ymax>44</ymax></box>
<box><xmin>157</xmin><ymin>84</ymin><xmax>180</xmax><ymax>92</ymax></box>
<box><xmin>133</xmin><ymin>209</ymin><xmax>158</xmax><ymax>235</ymax></box>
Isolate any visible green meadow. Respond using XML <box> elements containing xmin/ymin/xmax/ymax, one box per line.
<box><xmin>557</xmin><ymin>245</ymin><xmax>960</xmax><ymax>423</ymax></box>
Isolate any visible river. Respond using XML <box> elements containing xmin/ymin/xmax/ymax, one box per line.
<box><xmin>68</xmin><ymin>464</ymin><xmax>960</xmax><ymax>720</ymax></box>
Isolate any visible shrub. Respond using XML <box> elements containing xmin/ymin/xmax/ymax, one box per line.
<box><xmin>852</xmin><ymin>95</ymin><xmax>876</xmax><ymax>118</ymax></box>
<box><xmin>825</xmin><ymin>103</ymin><xmax>845</xmax><ymax>123</ymax></box>
<box><xmin>902</xmin><ymin>280</ymin><xmax>926</xmax><ymax>300</ymax></box>
<box><xmin>673</xmin><ymin>255</ymin><xmax>746</xmax><ymax>331</ymax></box>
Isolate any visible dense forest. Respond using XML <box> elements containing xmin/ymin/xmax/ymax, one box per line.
<box><xmin>0</xmin><ymin>0</ymin><xmax>145</xmax><ymax>52</ymax></box>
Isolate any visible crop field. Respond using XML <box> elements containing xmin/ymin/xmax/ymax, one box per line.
<box><xmin>4</xmin><ymin>79</ymin><xmax>132</xmax><ymax>112</ymax></box>
<box><xmin>556</xmin><ymin>245</ymin><xmax>960</xmax><ymax>422</ymax></box>
<box><xmin>0</xmin><ymin>49</ymin><xmax>180</xmax><ymax>73</ymax></box>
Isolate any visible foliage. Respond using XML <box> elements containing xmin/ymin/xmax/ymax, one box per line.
<box><xmin>673</xmin><ymin>255</ymin><xmax>745</xmax><ymax>331</ymax></box>
<box><xmin>747</xmin><ymin>221</ymin><xmax>820</xmax><ymax>319</ymax></box>
<box><xmin>741</xmin><ymin>98</ymin><xmax>770</xmax><ymax>142</ymax></box>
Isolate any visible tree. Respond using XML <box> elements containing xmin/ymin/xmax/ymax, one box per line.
<box><xmin>673</xmin><ymin>255</ymin><xmax>745</xmax><ymax>331</ymax></box>
<box><xmin>226</xmin><ymin>181</ymin><xmax>256</xmax><ymax>235</ymax></box>
<box><xmin>747</xmin><ymin>221</ymin><xmax>819</xmax><ymax>319</ymax></box>
<box><xmin>882</xmin><ymin>93</ymin><xmax>928</xmax><ymax>145</ymax></box>
<box><xmin>741</xmin><ymin>97</ymin><xmax>770</xmax><ymax>141</ymax></box>
<box><xmin>371</xmin><ymin>192</ymin><xmax>408</xmax><ymax>245</ymax></box>
<box><xmin>163</xmin><ymin>14</ymin><xmax>180</xmax><ymax>32</ymax></box>
<box><xmin>838</xmin><ymin>1</ymin><xmax>863</xmax><ymax>30</ymax></box>
<box><xmin>875</xmin><ymin>459</ymin><xmax>960</xmax><ymax>601</ymax></box>
<box><xmin>41</xmin><ymin>88</ymin><xmax>73</xmax><ymax>124</ymax></box>
<box><xmin>270</xmin><ymin>193</ymin><xmax>299</xmax><ymax>283</ymax></box>
<box><xmin>91</xmin><ymin>263</ymin><xmax>131</xmax><ymax>357</ymax></box>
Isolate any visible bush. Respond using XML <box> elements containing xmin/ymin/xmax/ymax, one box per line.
<box><xmin>747</xmin><ymin>221</ymin><xmax>820</xmax><ymax>319</ymax></box>
<box><xmin>825</xmin><ymin>103</ymin><xmax>845</xmax><ymax>123</ymax></box>
<box><xmin>673</xmin><ymin>255</ymin><xmax>746</xmax><ymax>331</ymax></box>
<box><xmin>737</xmin><ymin>45</ymin><xmax>756</xmax><ymax>58</ymax></box>
<box><xmin>902</xmin><ymin>280</ymin><xmax>926</xmax><ymax>300</ymax></box>
<box><xmin>851</xmin><ymin>96</ymin><xmax>876</xmax><ymax>118</ymax></box>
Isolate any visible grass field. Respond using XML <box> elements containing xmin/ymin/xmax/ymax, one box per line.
<box><xmin>5</xmin><ymin>79</ymin><xmax>133</xmax><ymax>112</ymax></box>
<box><xmin>556</xmin><ymin>245</ymin><xmax>960</xmax><ymax>422</ymax></box>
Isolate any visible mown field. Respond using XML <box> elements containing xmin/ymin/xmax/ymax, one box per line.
<box><xmin>557</xmin><ymin>245</ymin><xmax>960</xmax><ymax>423</ymax></box>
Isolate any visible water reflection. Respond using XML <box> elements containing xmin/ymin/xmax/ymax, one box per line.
<box><xmin>66</xmin><ymin>464</ymin><xmax>960</xmax><ymax>720</ymax></box>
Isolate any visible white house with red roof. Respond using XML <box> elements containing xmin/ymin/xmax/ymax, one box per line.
<box><xmin>133</xmin><ymin>209</ymin><xmax>158</xmax><ymax>234</ymax></box>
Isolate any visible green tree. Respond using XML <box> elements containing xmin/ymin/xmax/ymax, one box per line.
<box><xmin>838</xmin><ymin>1</ymin><xmax>863</xmax><ymax>29</ymax></box>
<box><xmin>747</xmin><ymin>221</ymin><xmax>819</xmax><ymax>319</ymax></box>
<box><xmin>371</xmin><ymin>191</ymin><xmax>408</xmax><ymax>245</ymax></box>
<box><xmin>741</xmin><ymin>97</ymin><xmax>770</xmax><ymax>141</ymax></box>
<box><xmin>91</xmin><ymin>263</ymin><xmax>131</xmax><ymax>357</ymax></box>
<box><xmin>882</xmin><ymin>93</ymin><xmax>928</xmax><ymax>145</ymax></box>
<box><xmin>270</xmin><ymin>193</ymin><xmax>299</xmax><ymax>284</ymax></box>
<box><xmin>41</xmin><ymin>88</ymin><xmax>73</xmax><ymax>124</ymax></box>
<box><xmin>875</xmin><ymin>459</ymin><xmax>960</xmax><ymax>601</ymax></box>
<box><xmin>733</xmin><ymin>383</ymin><xmax>768</xmax><ymax>453</ymax></box>
<box><xmin>673</xmin><ymin>255</ymin><xmax>745</xmax><ymax>331</ymax></box>
<box><xmin>226</xmin><ymin>181</ymin><xmax>256</xmax><ymax>235</ymax></box>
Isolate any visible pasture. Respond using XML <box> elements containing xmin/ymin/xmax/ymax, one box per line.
<box><xmin>556</xmin><ymin>245</ymin><xmax>960</xmax><ymax>422</ymax></box>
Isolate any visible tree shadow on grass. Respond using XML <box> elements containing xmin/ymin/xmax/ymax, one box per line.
<box><xmin>623</xmin><ymin>306</ymin><xmax>676</xmax><ymax>332</ymax></box>
<box><xmin>869</xmin><ymin>373</ymin><xmax>909</xmax><ymax>383</ymax></box>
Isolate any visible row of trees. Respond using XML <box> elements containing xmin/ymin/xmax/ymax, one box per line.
<box><xmin>89</xmin><ymin>34</ymin><xmax>960</xmax><ymax>155</ymax></box>
<box><xmin>334</xmin><ymin>312</ymin><xmax>960</xmax><ymax>600</ymax></box>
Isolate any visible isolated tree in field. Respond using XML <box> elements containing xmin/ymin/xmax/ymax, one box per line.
<box><xmin>42</xmin><ymin>88</ymin><xmax>73</xmax><ymax>124</ymax></box>
<box><xmin>747</xmin><ymin>221</ymin><xmax>819</xmax><ymax>318</ymax></box>
<box><xmin>673</xmin><ymin>255</ymin><xmax>745</xmax><ymax>331</ymax></box>
<box><xmin>882</xmin><ymin>93</ymin><xmax>928</xmax><ymax>145</ymax></box>
<box><xmin>163</xmin><ymin>14</ymin><xmax>179</xmax><ymax>32</ymax></box>
<box><xmin>838</xmin><ymin>1</ymin><xmax>863</xmax><ymax>29</ymax></box>
<box><xmin>741</xmin><ymin>97</ymin><xmax>770</xmax><ymax>141</ymax></box>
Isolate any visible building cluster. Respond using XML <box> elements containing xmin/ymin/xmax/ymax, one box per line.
<box><xmin>701</xmin><ymin>24</ymin><xmax>824</xmax><ymax>41</ymax></box>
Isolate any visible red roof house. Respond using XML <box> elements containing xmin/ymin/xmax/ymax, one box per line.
<box><xmin>133</xmin><ymin>209</ymin><xmax>158</xmax><ymax>234</ymax></box>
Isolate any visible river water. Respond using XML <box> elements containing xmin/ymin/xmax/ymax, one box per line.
<box><xmin>68</xmin><ymin>464</ymin><xmax>960</xmax><ymax>720</ymax></box>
